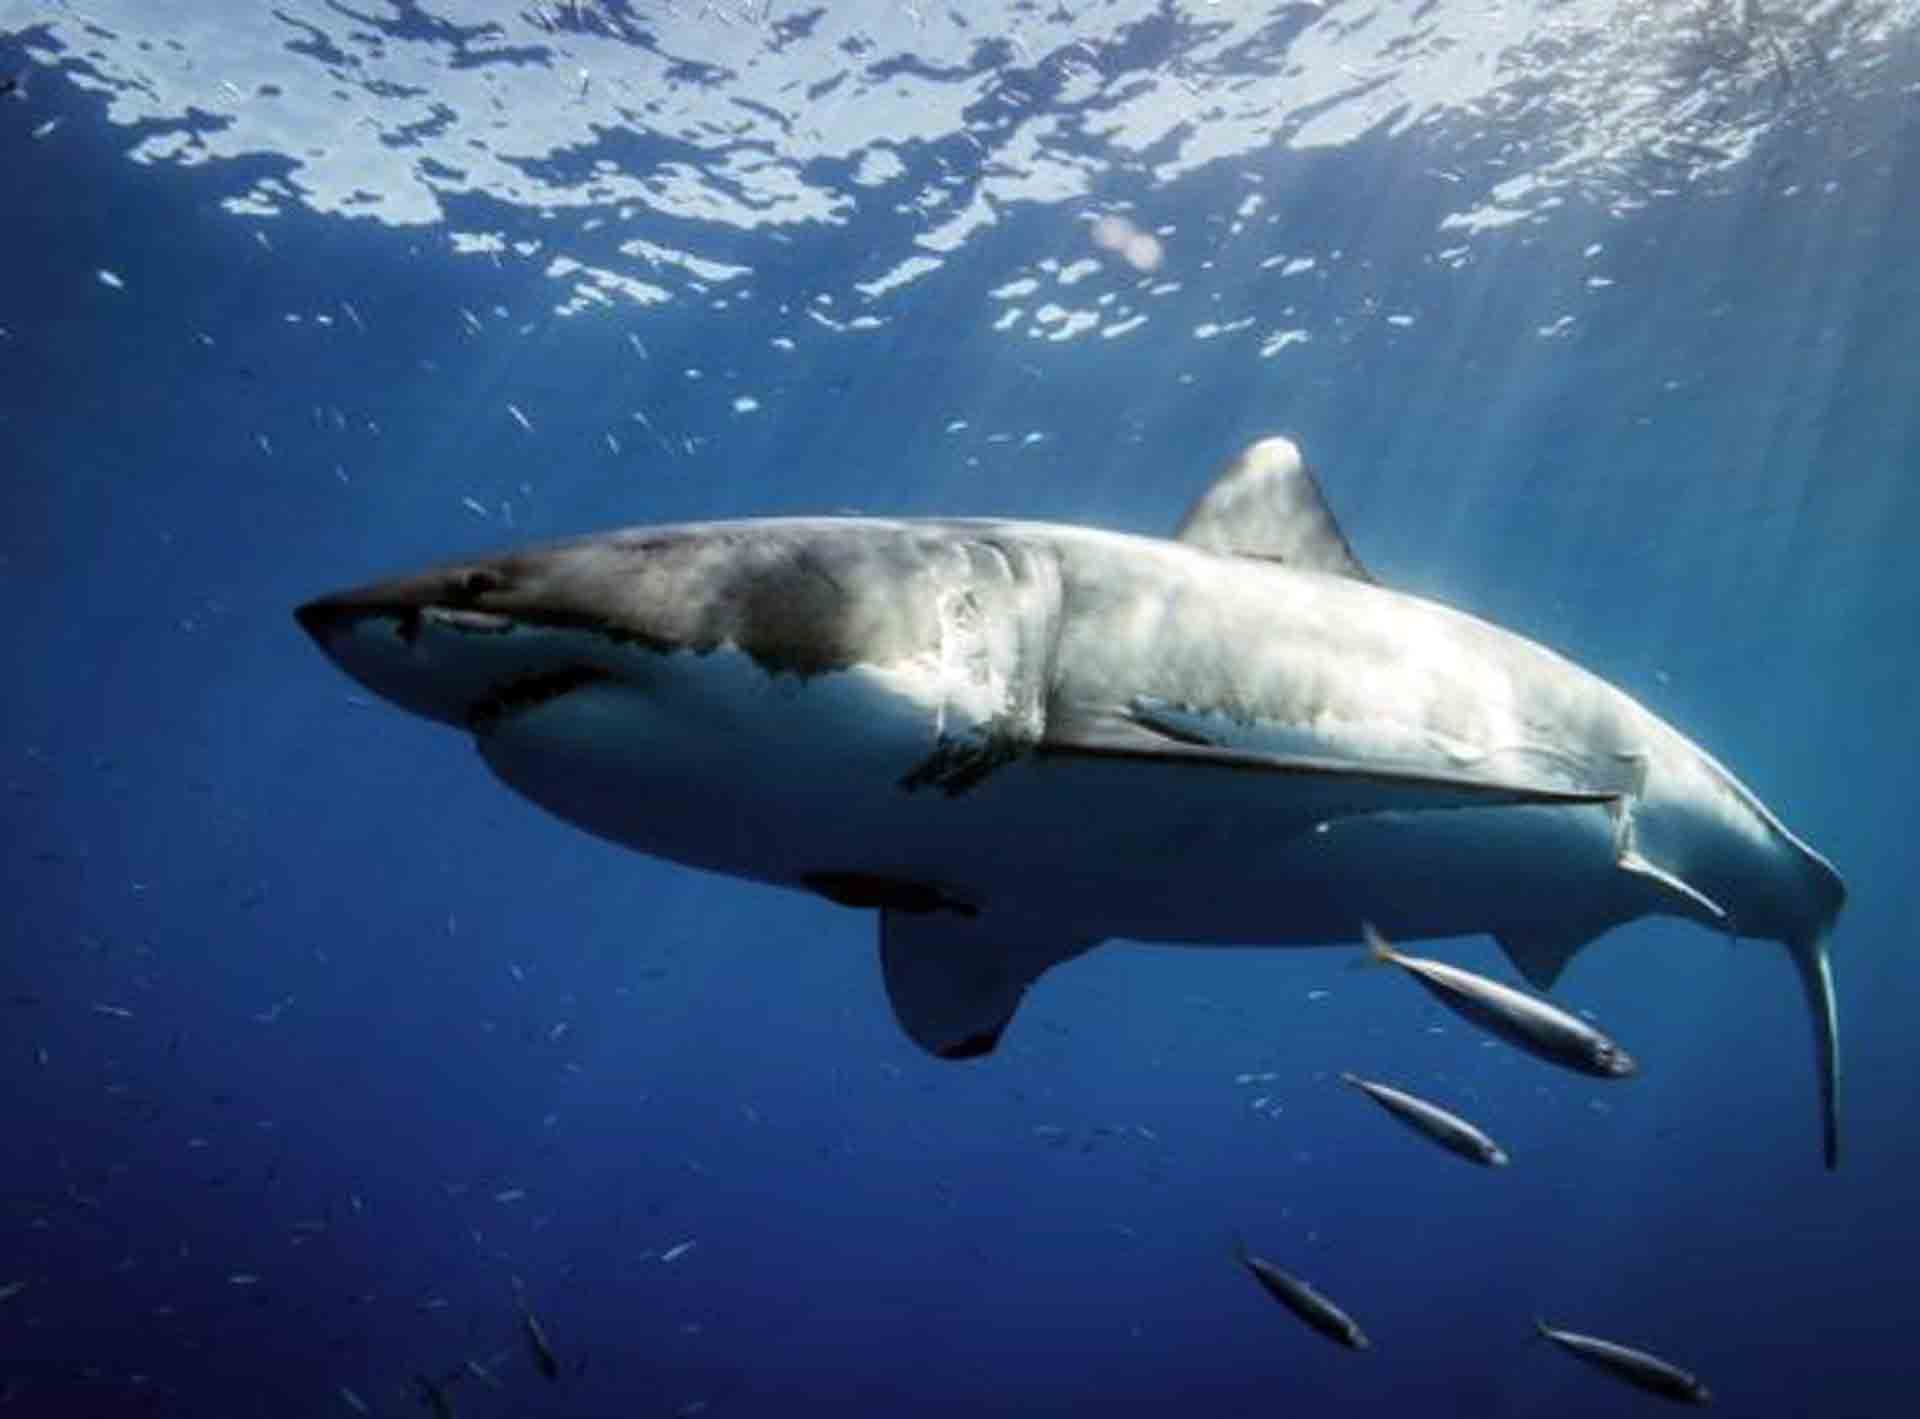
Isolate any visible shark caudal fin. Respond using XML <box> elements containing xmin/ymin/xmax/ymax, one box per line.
<box><xmin>1789</xmin><ymin>930</ymin><xmax>1841</xmax><ymax>1171</ymax></box>
<box><xmin>1781</xmin><ymin>832</ymin><xmax>1845</xmax><ymax>1171</ymax></box>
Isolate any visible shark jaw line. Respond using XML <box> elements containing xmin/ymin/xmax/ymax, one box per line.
<box><xmin>365</xmin><ymin>604</ymin><xmax>644</xmax><ymax>733</ymax></box>
<box><xmin>465</xmin><ymin>665</ymin><xmax>615</xmax><ymax>733</ymax></box>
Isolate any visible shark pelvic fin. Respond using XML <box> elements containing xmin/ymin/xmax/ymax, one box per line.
<box><xmin>1493</xmin><ymin>921</ymin><xmax>1610</xmax><ymax>992</ymax></box>
<box><xmin>878</xmin><ymin>909</ymin><xmax>1096</xmax><ymax>1061</ymax></box>
<box><xmin>1173</xmin><ymin>436</ymin><xmax>1373</xmax><ymax>581</ymax></box>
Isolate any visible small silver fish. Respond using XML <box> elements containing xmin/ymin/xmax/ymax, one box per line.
<box><xmin>520</xmin><ymin>1305</ymin><xmax>560</xmax><ymax>1382</ymax></box>
<box><xmin>1363</xmin><ymin>924</ymin><xmax>1635</xmax><ymax>1078</ymax></box>
<box><xmin>1232</xmin><ymin>1237</ymin><xmax>1368</xmax><ymax>1350</ymax></box>
<box><xmin>1536</xmin><ymin>1319</ymin><xmax>1711</xmax><ymax>1404</ymax></box>
<box><xmin>1339</xmin><ymin>1073</ymin><xmax>1509</xmax><ymax>1167</ymax></box>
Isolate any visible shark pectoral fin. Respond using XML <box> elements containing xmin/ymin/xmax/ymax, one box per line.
<box><xmin>1173</xmin><ymin>436</ymin><xmax>1374</xmax><ymax>582</ymax></box>
<box><xmin>1040</xmin><ymin>708</ymin><xmax>1616</xmax><ymax>813</ymax></box>
<box><xmin>878</xmin><ymin>910</ymin><xmax>1096</xmax><ymax>1061</ymax></box>
<box><xmin>1788</xmin><ymin>932</ymin><xmax>1841</xmax><ymax>1170</ymax></box>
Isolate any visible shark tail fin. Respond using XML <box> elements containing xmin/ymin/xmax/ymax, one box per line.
<box><xmin>1787</xmin><ymin>928</ymin><xmax>1841</xmax><ymax>1171</ymax></box>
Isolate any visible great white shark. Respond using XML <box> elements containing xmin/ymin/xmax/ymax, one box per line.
<box><xmin>296</xmin><ymin>437</ymin><xmax>1846</xmax><ymax>1167</ymax></box>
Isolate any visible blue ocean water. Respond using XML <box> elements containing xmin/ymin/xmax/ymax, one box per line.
<box><xmin>3</xmin><ymin>3</ymin><xmax>1916</xmax><ymax>1415</ymax></box>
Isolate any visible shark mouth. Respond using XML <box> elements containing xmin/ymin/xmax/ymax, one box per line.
<box><xmin>467</xmin><ymin>666</ymin><xmax>612</xmax><ymax>732</ymax></box>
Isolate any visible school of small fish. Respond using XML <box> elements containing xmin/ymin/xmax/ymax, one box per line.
<box><xmin>6</xmin><ymin>902</ymin><xmax>1715</xmax><ymax>1412</ymax></box>
<box><xmin>1233</xmin><ymin>924</ymin><xmax>1710</xmax><ymax>1405</ymax></box>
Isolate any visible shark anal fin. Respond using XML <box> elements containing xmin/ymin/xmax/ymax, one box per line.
<box><xmin>1173</xmin><ymin>436</ymin><xmax>1374</xmax><ymax>582</ymax></box>
<box><xmin>878</xmin><ymin>910</ymin><xmax>1095</xmax><ymax>1062</ymax></box>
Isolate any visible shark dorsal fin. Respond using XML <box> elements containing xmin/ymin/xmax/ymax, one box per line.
<box><xmin>1174</xmin><ymin>437</ymin><xmax>1373</xmax><ymax>582</ymax></box>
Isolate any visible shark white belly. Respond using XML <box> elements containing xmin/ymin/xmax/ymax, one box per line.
<box><xmin>479</xmin><ymin>664</ymin><xmax>1616</xmax><ymax>941</ymax></box>
<box><xmin>296</xmin><ymin>437</ymin><xmax>1846</xmax><ymax>1166</ymax></box>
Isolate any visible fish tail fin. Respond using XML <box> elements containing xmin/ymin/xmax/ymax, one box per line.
<box><xmin>1228</xmin><ymin>1229</ymin><xmax>1250</xmax><ymax>1265</ymax></box>
<box><xmin>1533</xmin><ymin>1317</ymin><xmax>1554</xmax><ymax>1341</ymax></box>
<box><xmin>1786</xmin><ymin>927</ymin><xmax>1841</xmax><ymax>1170</ymax></box>
<box><xmin>1358</xmin><ymin>921</ymin><xmax>1396</xmax><ymax>967</ymax></box>
<box><xmin>1338</xmin><ymin>1071</ymin><xmax>1361</xmax><ymax>1088</ymax></box>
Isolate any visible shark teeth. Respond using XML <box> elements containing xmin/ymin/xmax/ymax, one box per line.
<box><xmin>424</xmin><ymin>606</ymin><xmax>515</xmax><ymax>634</ymax></box>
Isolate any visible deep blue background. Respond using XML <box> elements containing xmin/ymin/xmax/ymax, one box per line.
<box><xmin>3</xmin><ymin>17</ymin><xmax>1917</xmax><ymax>1419</ymax></box>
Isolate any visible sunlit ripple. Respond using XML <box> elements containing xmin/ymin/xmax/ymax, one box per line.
<box><xmin>10</xmin><ymin>0</ymin><xmax>1912</xmax><ymax>337</ymax></box>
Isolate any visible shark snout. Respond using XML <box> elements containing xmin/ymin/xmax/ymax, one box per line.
<box><xmin>296</xmin><ymin>560</ymin><xmax>487</xmax><ymax>642</ymax></box>
<box><xmin>295</xmin><ymin>592</ymin><xmax>404</xmax><ymax>648</ymax></box>
<box><xmin>296</xmin><ymin>563</ymin><xmax>632</xmax><ymax>735</ymax></box>
<box><xmin>293</xmin><ymin>597</ymin><xmax>332</xmax><ymax>641</ymax></box>
<box><xmin>295</xmin><ymin>573</ymin><xmax>519</xmax><ymax>729</ymax></box>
